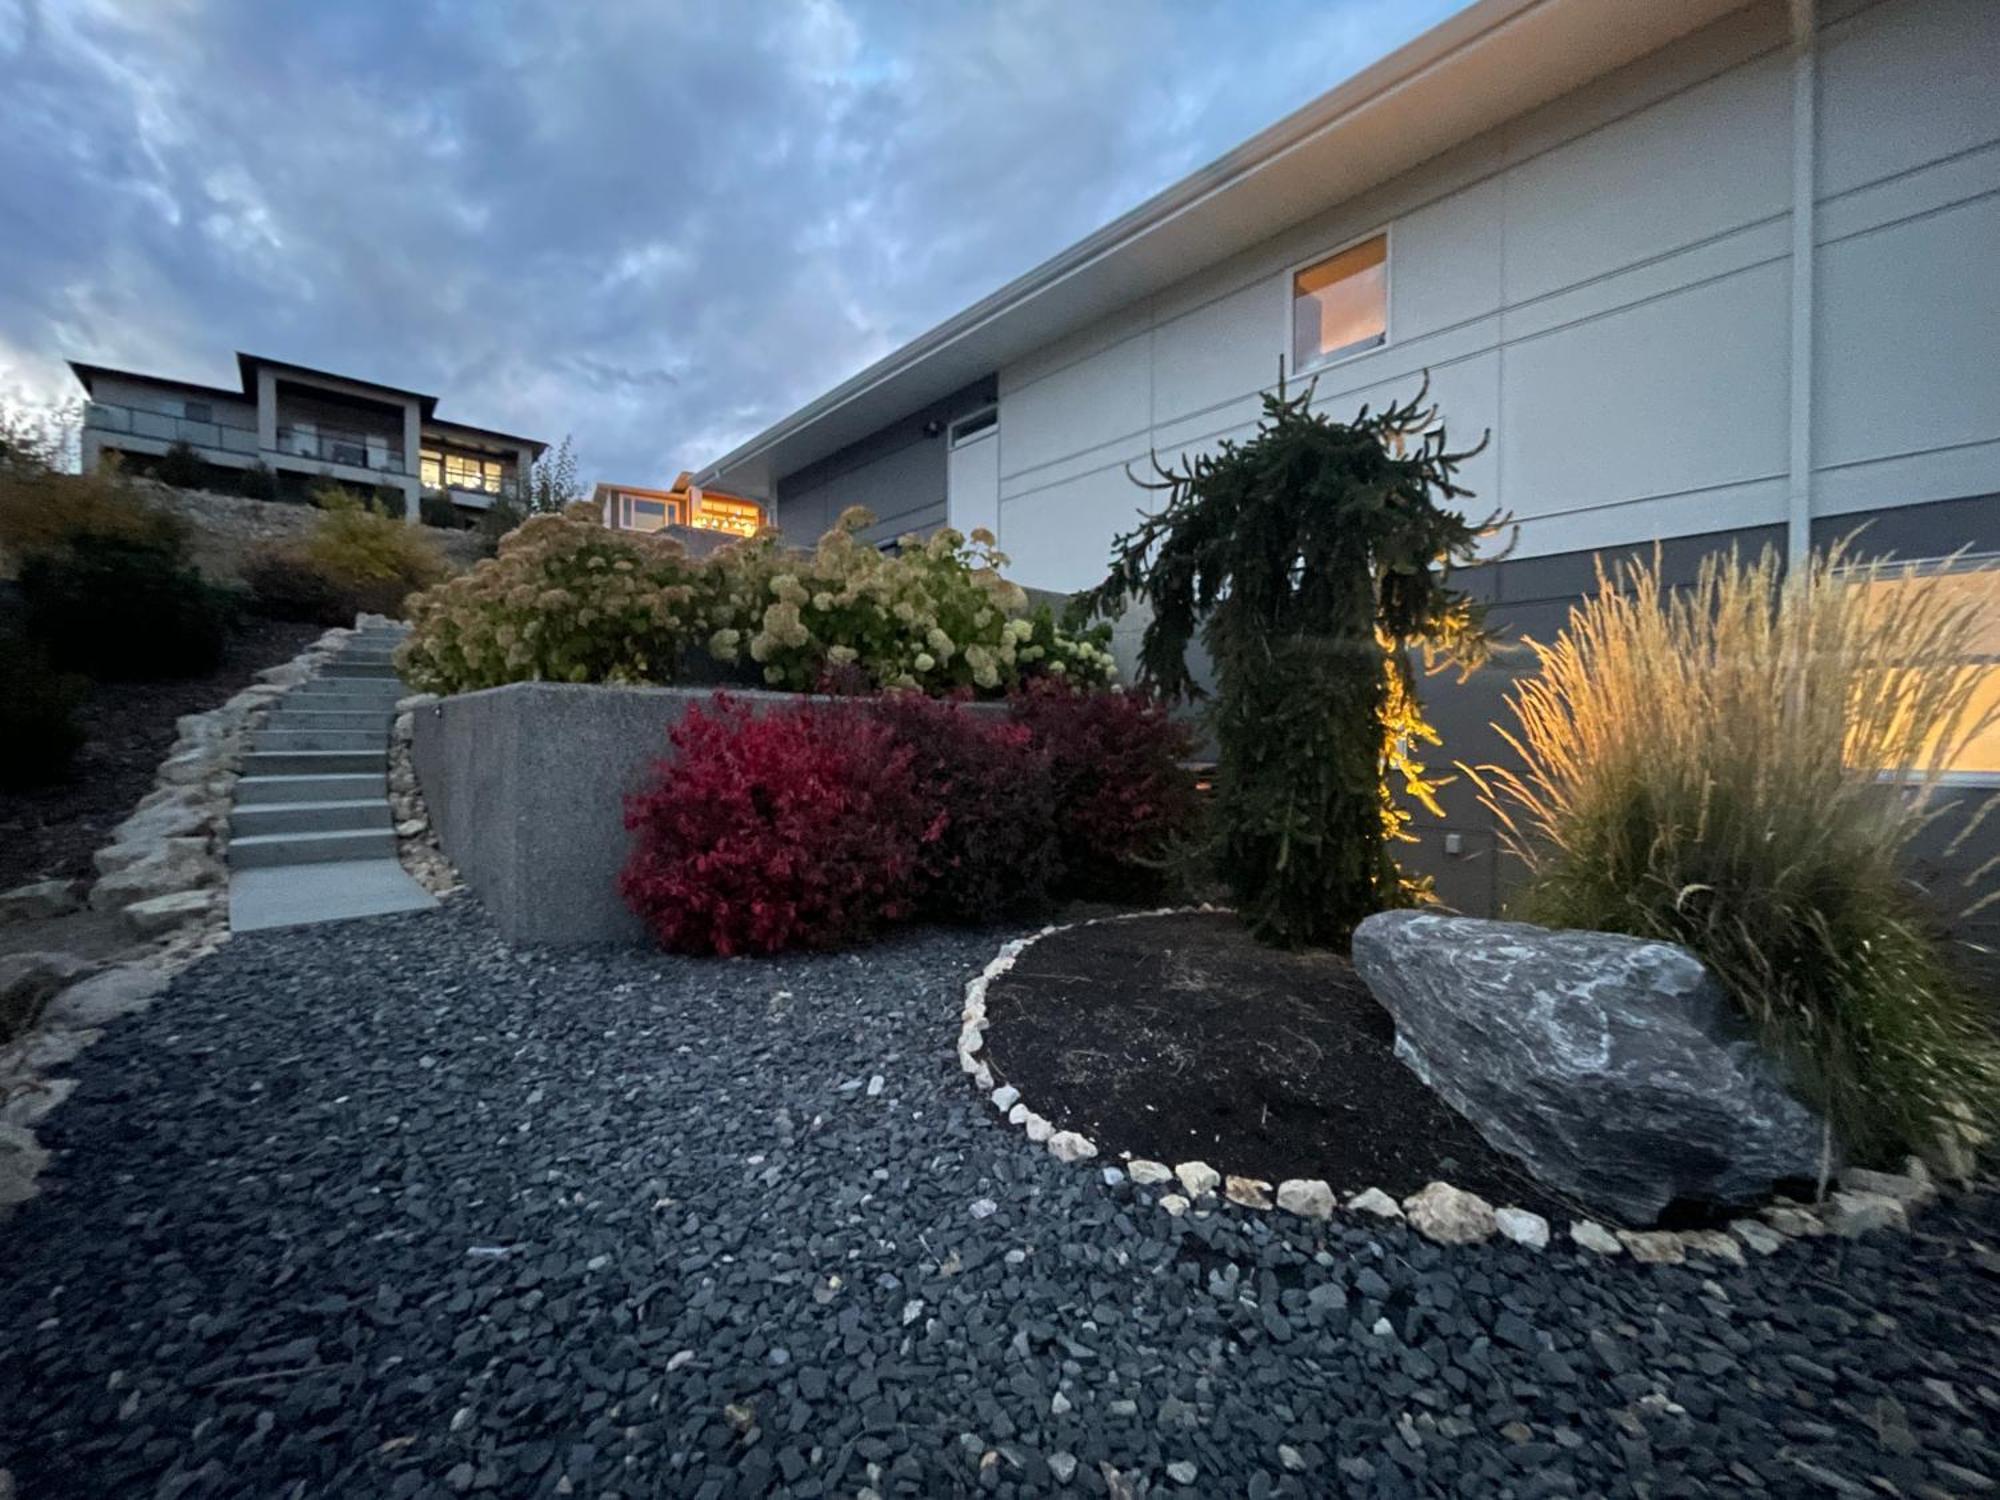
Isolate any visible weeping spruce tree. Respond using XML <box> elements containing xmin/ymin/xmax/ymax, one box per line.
<box><xmin>1095</xmin><ymin>377</ymin><xmax>1500</xmax><ymax>949</ymax></box>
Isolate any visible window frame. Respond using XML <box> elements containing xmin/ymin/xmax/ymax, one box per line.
<box><xmin>1283</xmin><ymin>226</ymin><xmax>1393</xmax><ymax>378</ymax></box>
<box><xmin>1845</xmin><ymin>551</ymin><xmax>2000</xmax><ymax>788</ymax></box>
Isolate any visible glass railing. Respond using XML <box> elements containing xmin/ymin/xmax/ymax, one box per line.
<box><xmin>82</xmin><ymin>401</ymin><xmax>260</xmax><ymax>457</ymax></box>
<box><xmin>275</xmin><ymin>425</ymin><xmax>408</xmax><ymax>474</ymax></box>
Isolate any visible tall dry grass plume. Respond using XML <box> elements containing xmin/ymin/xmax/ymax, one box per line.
<box><xmin>1474</xmin><ymin>539</ymin><xmax>1999</xmax><ymax>1165</ymax></box>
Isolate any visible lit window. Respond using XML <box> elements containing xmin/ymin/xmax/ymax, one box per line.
<box><xmin>691</xmin><ymin>495</ymin><xmax>764</xmax><ymax>537</ymax></box>
<box><xmin>443</xmin><ymin>453</ymin><xmax>504</xmax><ymax>493</ymax></box>
<box><xmin>421</xmin><ymin>449</ymin><xmax>443</xmax><ymax>489</ymax></box>
<box><xmin>1853</xmin><ymin>561</ymin><xmax>2000</xmax><ymax>779</ymax></box>
<box><xmin>1292</xmin><ymin>234</ymin><xmax>1388</xmax><ymax>371</ymax></box>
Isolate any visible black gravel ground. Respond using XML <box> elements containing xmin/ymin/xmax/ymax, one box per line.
<box><xmin>1</xmin><ymin>901</ymin><xmax>1996</xmax><ymax>1500</ymax></box>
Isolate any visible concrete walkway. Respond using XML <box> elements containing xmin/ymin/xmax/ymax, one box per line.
<box><xmin>225</xmin><ymin>624</ymin><xmax>437</xmax><ymax>933</ymax></box>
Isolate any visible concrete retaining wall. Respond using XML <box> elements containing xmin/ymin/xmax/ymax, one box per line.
<box><xmin>411</xmin><ymin>683</ymin><xmax>1004</xmax><ymax>946</ymax></box>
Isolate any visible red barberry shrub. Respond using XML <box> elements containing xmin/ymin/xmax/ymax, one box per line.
<box><xmin>1011</xmin><ymin>681</ymin><xmax>1199</xmax><ymax>898</ymax></box>
<box><xmin>620</xmin><ymin>696</ymin><xmax>930</xmax><ymax>955</ymax></box>
<box><xmin>868</xmin><ymin>693</ymin><xmax>1059</xmax><ymax>923</ymax></box>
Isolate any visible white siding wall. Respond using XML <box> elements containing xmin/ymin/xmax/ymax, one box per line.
<box><xmin>993</xmin><ymin>0</ymin><xmax>2000</xmax><ymax>591</ymax></box>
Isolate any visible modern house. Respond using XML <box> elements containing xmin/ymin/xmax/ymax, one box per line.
<box><xmin>594</xmin><ymin>473</ymin><xmax>765</xmax><ymax>538</ymax></box>
<box><xmin>70</xmin><ymin>352</ymin><xmax>546</xmax><ymax>519</ymax></box>
<box><xmin>699</xmin><ymin>0</ymin><xmax>2000</xmax><ymax>919</ymax></box>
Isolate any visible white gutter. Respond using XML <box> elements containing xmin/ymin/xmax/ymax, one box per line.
<box><xmin>1786</xmin><ymin>0</ymin><xmax>1817</xmax><ymax>569</ymax></box>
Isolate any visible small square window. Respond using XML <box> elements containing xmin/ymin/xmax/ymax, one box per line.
<box><xmin>184</xmin><ymin>400</ymin><xmax>213</xmax><ymax>424</ymax></box>
<box><xmin>1292</xmin><ymin>234</ymin><xmax>1387</xmax><ymax>372</ymax></box>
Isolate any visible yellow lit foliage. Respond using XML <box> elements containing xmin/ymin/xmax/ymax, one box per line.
<box><xmin>1475</xmin><ymin>540</ymin><xmax>2000</xmax><ymax>1162</ymax></box>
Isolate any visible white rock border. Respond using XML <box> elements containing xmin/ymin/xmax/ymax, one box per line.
<box><xmin>960</xmin><ymin>909</ymin><xmax>1950</xmax><ymax>1266</ymax></box>
<box><xmin>0</xmin><ymin>624</ymin><xmax>364</xmax><ymax>1218</ymax></box>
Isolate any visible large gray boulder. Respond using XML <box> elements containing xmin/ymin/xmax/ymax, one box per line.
<box><xmin>1351</xmin><ymin>911</ymin><xmax>1827</xmax><ymax>1226</ymax></box>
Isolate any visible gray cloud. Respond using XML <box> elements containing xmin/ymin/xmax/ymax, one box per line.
<box><xmin>0</xmin><ymin>0</ymin><xmax>1464</xmax><ymax>485</ymax></box>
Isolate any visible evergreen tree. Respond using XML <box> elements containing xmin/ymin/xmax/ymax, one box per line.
<box><xmin>1095</xmin><ymin>376</ymin><xmax>1502</xmax><ymax>948</ymax></box>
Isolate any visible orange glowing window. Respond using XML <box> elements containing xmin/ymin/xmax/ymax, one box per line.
<box><xmin>692</xmin><ymin>495</ymin><xmax>764</xmax><ymax>537</ymax></box>
<box><xmin>1852</xmin><ymin>563</ymin><xmax>2000</xmax><ymax>778</ymax></box>
<box><xmin>1292</xmin><ymin>234</ymin><xmax>1387</xmax><ymax>371</ymax></box>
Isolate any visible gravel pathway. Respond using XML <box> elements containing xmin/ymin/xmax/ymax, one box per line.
<box><xmin>1</xmin><ymin>901</ymin><xmax>1995</xmax><ymax>1499</ymax></box>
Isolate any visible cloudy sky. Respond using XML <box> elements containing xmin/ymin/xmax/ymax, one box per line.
<box><xmin>0</xmin><ymin>0</ymin><xmax>1466</xmax><ymax>486</ymax></box>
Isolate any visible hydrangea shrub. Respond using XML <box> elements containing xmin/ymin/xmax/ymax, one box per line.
<box><xmin>398</xmin><ymin>504</ymin><xmax>702</xmax><ymax>691</ymax></box>
<box><xmin>397</xmin><ymin>504</ymin><xmax>1115</xmax><ymax>697</ymax></box>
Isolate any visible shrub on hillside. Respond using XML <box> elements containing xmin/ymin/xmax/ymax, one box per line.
<box><xmin>1011</xmin><ymin>681</ymin><xmax>1199</xmax><ymax>899</ymax></box>
<box><xmin>151</xmin><ymin>439</ymin><xmax>210</xmax><ymax>490</ymax></box>
<box><xmin>869</xmin><ymin>692</ymin><xmax>1059</xmax><ymax>922</ymax></box>
<box><xmin>242</xmin><ymin>547</ymin><xmax>353</xmax><ymax>625</ymax></box>
<box><xmin>0</xmin><ymin>462</ymin><xmax>186</xmax><ymax>563</ymax></box>
<box><xmin>20</xmin><ymin>533</ymin><xmax>236</xmax><ymax>679</ymax></box>
<box><xmin>0</xmin><ymin>631</ymin><xmax>87</xmax><ymax>789</ymax></box>
<box><xmin>621</xmin><ymin>698</ymin><xmax>930</xmax><ymax>955</ymax></box>
<box><xmin>399</xmin><ymin>506</ymin><xmax>701</xmax><ymax>689</ymax></box>
<box><xmin>1475</xmin><ymin>541</ymin><xmax>2000</xmax><ymax>1165</ymax></box>
<box><xmin>236</xmin><ymin>461</ymin><xmax>282</xmax><ymax>501</ymax></box>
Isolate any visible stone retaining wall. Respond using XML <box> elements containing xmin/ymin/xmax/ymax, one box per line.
<box><xmin>411</xmin><ymin>683</ymin><xmax>1006</xmax><ymax>946</ymax></box>
<box><xmin>129</xmin><ymin>480</ymin><xmax>489</xmax><ymax>583</ymax></box>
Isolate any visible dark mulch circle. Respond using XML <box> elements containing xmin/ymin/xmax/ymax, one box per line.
<box><xmin>981</xmin><ymin>910</ymin><xmax>1573</xmax><ymax>1219</ymax></box>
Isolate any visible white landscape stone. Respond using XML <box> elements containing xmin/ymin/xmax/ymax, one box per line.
<box><xmin>1822</xmin><ymin>1189</ymin><xmax>1908</xmax><ymax>1238</ymax></box>
<box><xmin>1347</xmin><ymin>1187</ymin><xmax>1404</xmax><ymax>1220</ymax></box>
<box><xmin>1047</xmin><ymin>1131</ymin><xmax>1098</xmax><ymax>1164</ymax></box>
<box><xmin>1275</xmin><ymin>1179</ymin><xmax>1336</xmax><ymax>1219</ymax></box>
<box><xmin>1022</xmin><ymin>1113</ymin><xmax>1054</xmax><ymax>1144</ymax></box>
<box><xmin>1159</xmin><ymin>1194</ymin><xmax>1190</xmax><ymax>1217</ymax></box>
<box><xmin>1675</xmin><ymin>1229</ymin><xmax>1745</xmax><ymax>1265</ymax></box>
<box><xmin>1174</xmin><ymin>1161</ymin><xmax>1220</xmax><ymax>1199</ymax></box>
<box><xmin>1493</xmin><ymin>1207</ymin><xmax>1550</xmax><ymax>1250</ymax></box>
<box><xmin>95</xmin><ymin>835</ymin><xmax>209</xmax><ymax>878</ymax></box>
<box><xmin>990</xmin><ymin>1084</ymin><xmax>1020</xmax><ymax>1112</ymax></box>
<box><xmin>1224</xmin><ymin>1176</ymin><xmax>1274</xmax><ymax>1210</ymax></box>
<box><xmin>1007</xmin><ymin>1103</ymin><xmax>1030</xmax><ymax>1126</ymax></box>
<box><xmin>1569</xmin><ymin>1220</ymin><xmax>1623</xmax><ymax>1255</ymax></box>
<box><xmin>1759</xmin><ymin>1204</ymin><xmax>1826</xmax><ymax>1238</ymax></box>
<box><xmin>1127</xmin><ymin>1160</ymin><xmax>1174</xmax><ymax>1186</ymax></box>
<box><xmin>1617</xmin><ymin>1230</ymin><xmax>1686</xmax><ymax>1265</ymax></box>
<box><xmin>1728</xmin><ymin>1219</ymin><xmax>1786</xmax><ymax>1256</ymax></box>
<box><xmin>124</xmin><ymin>889</ymin><xmax>219</xmax><ymax>938</ymax></box>
<box><xmin>1838</xmin><ymin>1163</ymin><xmax>1935</xmax><ymax>1209</ymax></box>
<box><xmin>89</xmin><ymin>846</ymin><xmax>218</xmax><ymax>913</ymax></box>
<box><xmin>1403</xmin><ymin>1182</ymin><xmax>1496</xmax><ymax>1245</ymax></box>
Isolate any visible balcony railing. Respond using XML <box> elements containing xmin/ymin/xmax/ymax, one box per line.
<box><xmin>276</xmin><ymin>425</ymin><xmax>408</xmax><ymax>475</ymax></box>
<box><xmin>83</xmin><ymin>402</ymin><xmax>412</xmax><ymax>477</ymax></box>
<box><xmin>83</xmin><ymin>400</ymin><xmax>260</xmax><ymax>457</ymax></box>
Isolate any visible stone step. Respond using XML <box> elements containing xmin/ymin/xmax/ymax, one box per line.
<box><xmin>253</xmin><ymin>728</ymin><xmax>385</xmax><ymax>753</ymax></box>
<box><xmin>227</xmin><ymin>827</ymin><xmax>398</xmax><ymax>870</ymax></box>
<box><xmin>235</xmin><ymin>773</ymin><xmax>388</xmax><ymax>805</ymax></box>
<box><xmin>242</xmin><ymin>749</ymin><xmax>386</xmax><ymax>778</ymax></box>
<box><xmin>231</xmin><ymin>799</ymin><xmax>393</xmax><ymax>837</ymax></box>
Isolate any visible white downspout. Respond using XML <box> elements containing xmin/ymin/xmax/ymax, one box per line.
<box><xmin>1786</xmin><ymin>0</ymin><xmax>1818</xmax><ymax>570</ymax></box>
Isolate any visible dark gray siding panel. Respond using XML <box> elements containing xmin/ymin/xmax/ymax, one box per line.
<box><xmin>774</xmin><ymin>377</ymin><xmax>998</xmax><ymax>549</ymax></box>
<box><xmin>1400</xmin><ymin>499</ymin><xmax>1997</xmax><ymax>972</ymax></box>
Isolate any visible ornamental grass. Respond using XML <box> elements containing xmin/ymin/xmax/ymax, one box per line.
<box><xmin>1474</xmin><ymin>540</ymin><xmax>2000</xmax><ymax>1165</ymax></box>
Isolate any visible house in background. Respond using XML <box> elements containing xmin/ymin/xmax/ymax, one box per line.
<box><xmin>70</xmin><ymin>352</ymin><xmax>546</xmax><ymax>520</ymax></box>
<box><xmin>595</xmin><ymin>473</ymin><xmax>765</xmax><ymax>537</ymax></box>
<box><xmin>698</xmin><ymin>0</ymin><xmax>2000</xmax><ymax>919</ymax></box>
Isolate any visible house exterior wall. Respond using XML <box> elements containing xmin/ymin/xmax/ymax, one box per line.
<box><xmin>774</xmin><ymin>377</ymin><xmax>997</xmax><ymax>548</ymax></box>
<box><xmin>973</xmin><ymin>0</ymin><xmax>1998</xmax><ymax>592</ymax></box>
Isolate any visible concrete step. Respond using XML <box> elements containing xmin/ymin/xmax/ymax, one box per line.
<box><xmin>322</xmin><ymin>661</ymin><xmax>403</xmax><ymax>680</ymax></box>
<box><xmin>253</xmin><ymin>728</ymin><xmax>385</xmax><ymax>753</ymax></box>
<box><xmin>242</xmin><ymin>749</ymin><xmax>386</xmax><ymax>778</ymax></box>
<box><xmin>235</xmin><ymin>773</ymin><xmax>388</xmax><ymax>805</ymax></box>
<box><xmin>227</xmin><ymin>828</ymin><xmax>398</xmax><ymax>870</ymax></box>
<box><xmin>231</xmin><ymin>799</ymin><xmax>393</xmax><ymax>837</ymax></box>
<box><xmin>263</xmin><ymin>709</ymin><xmax>392</xmax><ymax>731</ymax></box>
<box><xmin>229</xmin><ymin>858</ymin><xmax>435</xmax><ymax>933</ymax></box>
<box><xmin>287</xmin><ymin>685</ymin><xmax>406</xmax><ymax>705</ymax></box>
